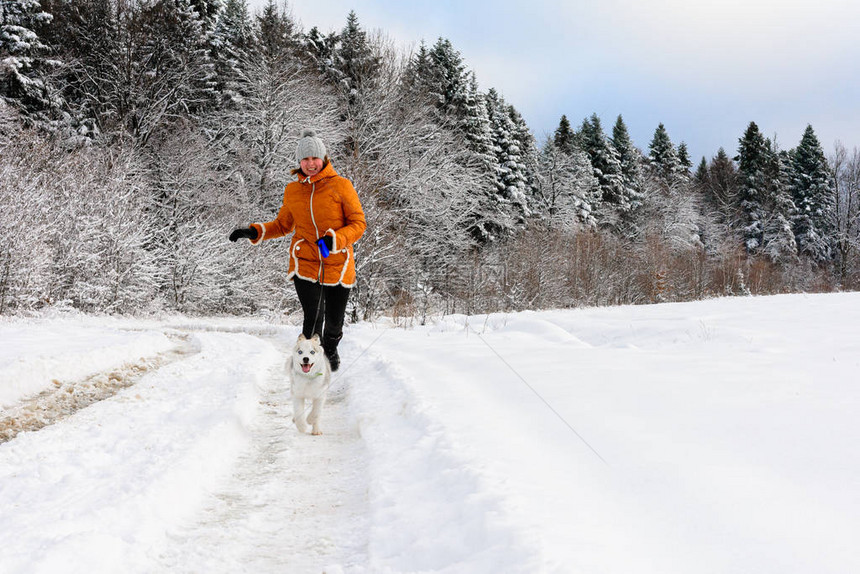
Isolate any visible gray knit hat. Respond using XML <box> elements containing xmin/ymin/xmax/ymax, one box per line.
<box><xmin>295</xmin><ymin>129</ymin><xmax>327</xmax><ymax>163</ymax></box>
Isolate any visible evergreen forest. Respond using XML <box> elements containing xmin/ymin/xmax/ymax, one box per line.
<box><xmin>2</xmin><ymin>0</ymin><xmax>859</xmax><ymax>320</ymax></box>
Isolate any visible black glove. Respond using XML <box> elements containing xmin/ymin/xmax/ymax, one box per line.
<box><xmin>229</xmin><ymin>227</ymin><xmax>258</xmax><ymax>242</ymax></box>
<box><xmin>319</xmin><ymin>235</ymin><xmax>333</xmax><ymax>251</ymax></box>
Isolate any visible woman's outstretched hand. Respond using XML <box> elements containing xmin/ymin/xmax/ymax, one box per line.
<box><xmin>229</xmin><ymin>227</ymin><xmax>258</xmax><ymax>242</ymax></box>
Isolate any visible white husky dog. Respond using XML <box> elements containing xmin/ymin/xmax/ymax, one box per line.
<box><xmin>288</xmin><ymin>334</ymin><xmax>331</xmax><ymax>435</ymax></box>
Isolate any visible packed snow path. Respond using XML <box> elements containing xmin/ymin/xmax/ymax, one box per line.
<box><xmin>2</xmin><ymin>293</ymin><xmax>860</xmax><ymax>573</ymax></box>
<box><xmin>154</xmin><ymin>334</ymin><xmax>370</xmax><ymax>573</ymax></box>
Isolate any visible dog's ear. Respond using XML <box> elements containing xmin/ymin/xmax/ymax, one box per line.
<box><xmin>297</xmin><ymin>333</ymin><xmax>307</xmax><ymax>342</ymax></box>
<box><xmin>310</xmin><ymin>334</ymin><xmax>321</xmax><ymax>344</ymax></box>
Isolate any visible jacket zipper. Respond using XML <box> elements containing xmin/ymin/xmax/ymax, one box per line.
<box><xmin>308</xmin><ymin>179</ymin><xmax>323</xmax><ymax>281</ymax></box>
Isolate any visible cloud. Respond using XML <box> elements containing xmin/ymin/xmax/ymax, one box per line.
<box><xmin>558</xmin><ymin>0</ymin><xmax>860</xmax><ymax>90</ymax></box>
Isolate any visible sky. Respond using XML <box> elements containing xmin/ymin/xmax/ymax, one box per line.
<box><xmin>248</xmin><ymin>0</ymin><xmax>860</xmax><ymax>163</ymax></box>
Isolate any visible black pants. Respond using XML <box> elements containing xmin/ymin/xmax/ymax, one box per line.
<box><xmin>293</xmin><ymin>277</ymin><xmax>351</xmax><ymax>351</ymax></box>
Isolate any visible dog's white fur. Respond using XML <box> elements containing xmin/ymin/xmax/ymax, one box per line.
<box><xmin>288</xmin><ymin>334</ymin><xmax>331</xmax><ymax>435</ymax></box>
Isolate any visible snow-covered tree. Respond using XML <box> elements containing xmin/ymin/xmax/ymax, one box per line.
<box><xmin>324</xmin><ymin>36</ymin><xmax>483</xmax><ymax>317</ymax></box>
<box><xmin>830</xmin><ymin>142</ymin><xmax>860</xmax><ymax>283</ymax></box>
<box><xmin>400</xmin><ymin>40</ymin><xmax>431</xmax><ymax>102</ymax></box>
<box><xmin>132</xmin><ymin>0</ymin><xmax>216</xmax><ymax>139</ymax></box>
<box><xmin>0</xmin><ymin>0</ymin><xmax>59</xmax><ymax>120</ymax></box>
<box><xmin>507</xmin><ymin>103</ymin><xmax>537</xmax><ymax>203</ymax></box>
<box><xmin>703</xmin><ymin>147</ymin><xmax>738</xmax><ymax>220</ymax></box>
<box><xmin>579</xmin><ymin>114</ymin><xmax>627</xmax><ymax>215</ymax></box>
<box><xmin>610</xmin><ymin>114</ymin><xmax>644</xmax><ymax>218</ymax></box>
<box><xmin>426</xmin><ymin>37</ymin><xmax>468</xmax><ymax>117</ymax></box>
<box><xmin>0</xmin><ymin>127</ymin><xmax>51</xmax><ymax>312</ymax></box>
<box><xmin>677</xmin><ymin>142</ymin><xmax>693</xmax><ymax>175</ymax></box>
<box><xmin>791</xmin><ymin>124</ymin><xmax>835</xmax><ymax>263</ymax></box>
<box><xmin>333</xmin><ymin>10</ymin><xmax>381</xmax><ymax>106</ymax></box>
<box><xmin>189</xmin><ymin>0</ymin><xmax>223</xmax><ymax>30</ymax></box>
<box><xmin>736</xmin><ymin>121</ymin><xmax>770</xmax><ymax>253</ymax></box>
<box><xmin>648</xmin><ymin>123</ymin><xmax>684</xmax><ymax>184</ymax></box>
<box><xmin>458</xmin><ymin>73</ymin><xmax>497</xmax><ymax>172</ymax></box>
<box><xmin>302</xmin><ymin>12</ymin><xmax>386</xmax><ymax>167</ymax></box>
<box><xmin>534</xmin><ymin>136</ymin><xmax>599</xmax><ymax>230</ymax></box>
<box><xmin>760</xmin><ymin>146</ymin><xmax>798</xmax><ymax>263</ymax></box>
<box><xmin>638</xmin><ymin>174</ymin><xmax>703</xmax><ymax>252</ymax></box>
<box><xmin>485</xmin><ymin>88</ymin><xmax>529</xmax><ymax>222</ymax></box>
<box><xmin>211</xmin><ymin>0</ymin><xmax>254</xmax><ymax>105</ymax></box>
<box><xmin>304</xmin><ymin>25</ymin><xmax>341</xmax><ymax>88</ymax></box>
<box><xmin>553</xmin><ymin>114</ymin><xmax>576</xmax><ymax>155</ymax></box>
<box><xmin>51</xmin><ymin>0</ymin><xmax>216</xmax><ymax>142</ymax></box>
<box><xmin>254</xmin><ymin>0</ymin><xmax>301</xmax><ymax>62</ymax></box>
<box><xmin>695</xmin><ymin>156</ymin><xmax>709</xmax><ymax>186</ymax></box>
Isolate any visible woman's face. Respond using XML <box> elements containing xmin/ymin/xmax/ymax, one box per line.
<box><xmin>300</xmin><ymin>156</ymin><xmax>323</xmax><ymax>176</ymax></box>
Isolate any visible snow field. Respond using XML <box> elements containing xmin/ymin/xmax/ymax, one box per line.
<box><xmin>1</xmin><ymin>293</ymin><xmax>859</xmax><ymax>573</ymax></box>
<box><xmin>348</xmin><ymin>293</ymin><xmax>860</xmax><ymax>573</ymax></box>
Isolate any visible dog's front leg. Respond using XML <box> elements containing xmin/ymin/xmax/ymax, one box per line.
<box><xmin>292</xmin><ymin>397</ymin><xmax>308</xmax><ymax>433</ymax></box>
<box><xmin>308</xmin><ymin>397</ymin><xmax>326</xmax><ymax>435</ymax></box>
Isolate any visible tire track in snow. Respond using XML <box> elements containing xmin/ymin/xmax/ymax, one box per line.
<box><xmin>0</xmin><ymin>333</ymin><xmax>196</xmax><ymax>443</ymax></box>
<box><xmin>155</xmin><ymin>334</ymin><xmax>369</xmax><ymax>574</ymax></box>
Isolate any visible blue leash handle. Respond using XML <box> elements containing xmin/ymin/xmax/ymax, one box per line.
<box><xmin>317</xmin><ymin>238</ymin><xmax>330</xmax><ymax>258</ymax></box>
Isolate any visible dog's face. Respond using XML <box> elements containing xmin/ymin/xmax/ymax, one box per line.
<box><xmin>292</xmin><ymin>334</ymin><xmax>325</xmax><ymax>375</ymax></box>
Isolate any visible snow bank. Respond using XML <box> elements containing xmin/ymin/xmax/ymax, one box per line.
<box><xmin>347</xmin><ymin>332</ymin><xmax>542</xmax><ymax>573</ymax></box>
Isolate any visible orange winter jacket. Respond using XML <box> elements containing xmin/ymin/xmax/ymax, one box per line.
<box><xmin>250</xmin><ymin>161</ymin><xmax>366</xmax><ymax>287</ymax></box>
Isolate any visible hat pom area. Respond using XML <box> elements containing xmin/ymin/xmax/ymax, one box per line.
<box><xmin>295</xmin><ymin>129</ymin><xmax>327</xmax><ymax>163</ymax></box>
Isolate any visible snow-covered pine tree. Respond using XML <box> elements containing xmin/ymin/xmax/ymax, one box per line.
<box><xmin>400</xmin><ymin>40</ymin><xmax>432</xmax><ymax>103</ymax></box>
<box><xmin>304</xmin><ymin>25</ymin><xmax>342</xmax><ymax>89</ymax></box>
<box><xmin>42</xmin><ymin>0</ymin><xmax>217</xmax><ymax>141</ymax></box>
<box><xmin>334</xmin><ymin>11</ymin><xmax>381</xmax><ymax>106</ymax></box>
<box><xmin>692</xmin><ymin>155</ymin><xmax>727</xmax><ymax>252</ymax></box>
<box><xmin>39</xmin><ymin>0</ymin><xmax>119</xmax><ymax>137</ymax></box>
<box><xmin>677</xmin><ymin>142</ymin><xmax>693</xmax><ymax>175</ymax></box>
<box><xmin>695</xmin><ymin>157</ymin><xmax>709</xmax><ymax>187</ymax></box>
<box><xmin>150</xmin><ymin>0</ymin><xmax>217</xmax><ymax>124</ymax></box>
<box><xmin>189</xmin><ymin>0</ymin><xmax>223</xmax><ymax>31</ymax></box>
<box><xmin>459</xmin><ymin>72</ymin><xmax>498</xmax><ymax>173</ymax></box>
<box><xmin>398</xmin><ymin>37</ymin><xmax>506</xmax><ymax>244</ymax></box>
<box><xmin>610</xmin><ymin>114</ymin><xmax>644</xmax><ymax>218</ymax></box>
<box><xmin>427</xmin><ymin>37</ymin><xmax>468</xmax><ymax>117</ymax></box>
<box><xmin>212</xmin><ymin>0</ymin><xmax>254</xmax><ymax>105</ymax></box>
<box><xmin>255</xmin><ymin>0</ymin><xmax>302</xmax><ymax>62</ymax></box>
<box><xmin>507</xmin><ymin>102</ymin><xmax>537</xmax><ymax>212</ymax></box>
<box><xmin>485</xmin><ymin>87</ymin><xmax>529</xmax><ymax>223</ymax></box>
<box><xmin>704</xmin><ymin>147</ymin><xmax>738</xmax><ymax>221</ymax></box>
<box><xmin>791</xmin><ymin>124</ymin><xmax>836</xmax><ymax>263</ymax></box>
<box><xmin>639</xmin><ymin>125</ymin><xmax>703</xmax><ymax>253</ymax></box>
<box><xmin>760</xmin><ymin>145</ymin><xmax>798</xmax><ymax>263</ymax></box>
<box><xmin>424</xmin><ymin>41</ymin><xmax>498</xmax><ymax>173</ymax></box>
<box><xmin>579</xmin><ymin>114</ymin><xmax>627</xmax><ymax>215</ymax></box>
<box><xmin>553</xmin><ymin>114</ymin><xmax>576</xmax><ymax>155</ymax></box>
<box><xmin>648</xmin><ymin>123</ymin><xmax>684</xmax><ymax>184</ymax></box>
<box><xmin>736</xmin><ymin>121</ymin><xmax>770</xmax><ymax>253</ymax></box>
<box><xmin>0</xmin><ymin>0</ymin><xmax>59</xmax><ymax>121</ymax></box>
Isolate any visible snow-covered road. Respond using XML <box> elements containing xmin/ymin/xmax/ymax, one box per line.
<box><xmin>2</xmin><ymin>293</ymin><xmax>860</xmax><ymax>573</ymax></box>
<box><xmin>155</xmin><ymin>336</ymin><xmax>370</xmax><ymax>573</ymax></box>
